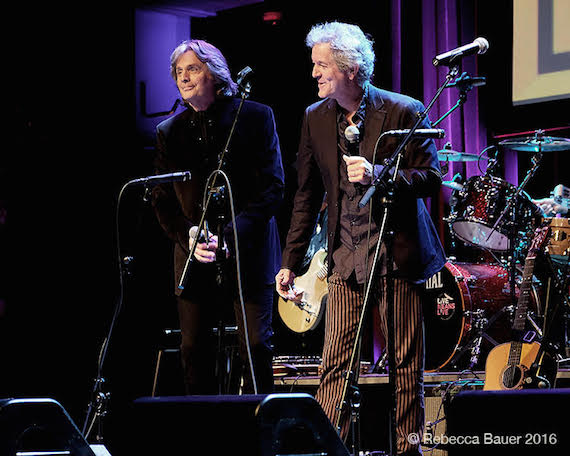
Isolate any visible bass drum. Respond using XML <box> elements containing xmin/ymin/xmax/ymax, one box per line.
<box><xmin>423</xmin><ymin>261</ymin><xmax>537</xmax><ymax>372</ymax></box>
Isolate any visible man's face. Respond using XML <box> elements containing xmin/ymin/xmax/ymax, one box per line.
<box><xmin>175</xmin><ymin>50</ymin><xmax>216</xmax><ymax>108</ymax></box>
<box><xmin>311</xmin><ymin>43</ymin><xmax>351</xmax><ymax>100</ymax></box>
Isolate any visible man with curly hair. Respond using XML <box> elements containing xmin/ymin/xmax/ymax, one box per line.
<box><xmin>276</xmin><ymin>22</ymin><xmax>445</xmax><ymax>455</ymax></box>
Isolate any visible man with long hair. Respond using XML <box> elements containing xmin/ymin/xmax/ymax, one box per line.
<box><xmin>153</xmin><ymin>39</ymin><xmax>284</xmax><ymax>394</ymax></box>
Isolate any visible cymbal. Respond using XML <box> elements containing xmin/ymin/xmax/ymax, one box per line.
<box><xmin>438</xmin><ymin>149</ymin><xmax>483</xmax><ymax>162</ymax></box>
<box><xmin>499</xmin><ymin>136</ymin><xmax>570</xmax><ymax>152</ymax></box>
<box><xmin>442</xmin><ymin>180</ymin><xmax>464</xmax><ymax>191</ymax></box>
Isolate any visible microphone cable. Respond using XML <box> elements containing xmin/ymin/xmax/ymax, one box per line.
<box><xmin>202</xmin><ymin>168</ymin><xmax>258</xmax><ymax>395</ymax></box>
<box><xmin>83</xmin><ymin>180</ymin><xmax>132</xmax><ymax>440</ymax></box>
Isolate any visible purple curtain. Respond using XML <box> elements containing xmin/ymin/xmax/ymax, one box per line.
<box><xmin>421</xmin><ymin>0</ymin><xmax>488</xmax><ymax>194</ymax></box>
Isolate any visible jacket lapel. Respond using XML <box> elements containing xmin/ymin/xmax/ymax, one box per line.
<box><xmin>361</xmin><ymin>86</ymin><xmax>387</xmax><ymax>163</ymax></box>
<box><xmin>318</xmin><ymin>99</ymin><xmax>339</xmax><ymax>193</ymax></box>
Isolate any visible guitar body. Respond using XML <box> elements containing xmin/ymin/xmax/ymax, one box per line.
<box><xmin>484</xmin><ymin>225</ymin><xmax>558</xmax><ymax>391</ymax></box>
<box><xmin>484</xmin><ymin>342</ymin><xmax>557</xmax><ymax>390</ymax></box>
<box><xmin>484</xmin><ymin>342</ymin><xmax>539</xmax><ymax>390</ymax></box>
<box><xmin>278</xmin><ymin>249</ymin><xmax>328</xmax><ymax>333</ymax></box>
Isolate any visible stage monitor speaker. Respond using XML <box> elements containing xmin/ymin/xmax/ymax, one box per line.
<box><xmin>131</xmin><ymin>393</ymin><xmax>349</xmax><ymax>455</ymax></box>
<box><xmin>446</xmin><ymin>388</ymin><xmax>570</xmax><ymax>456</ymax></box>
<box><xmin>257</xmin><ymin>393</ymin><xmax>350</xmax><ymax>456</ymax></box>
<box><xmin>0</xmin><ymin>397</ymin><xmax>96</xmax><ymax>456</ymax></box>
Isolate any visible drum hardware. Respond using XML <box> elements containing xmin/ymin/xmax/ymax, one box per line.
<box><xmin>526</xmin><ymin>311</ymin><xmax>544</xmax><ymax>338</ymax></box>
<box><xmin>438</xmin><ymin>142</ymin><xmax>453</xmax><ymax>175</ymax></box>
<box><xmin>484</xmin><ymin>152</ymin><xmax>543</xmax><ymax>249</ymax></box>
<box><xmin>368</xmin><ymin>350</ymin><xmax>388</xmax><ymax>374</ymax></box>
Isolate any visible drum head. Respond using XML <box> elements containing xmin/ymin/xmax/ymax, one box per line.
<box><xmin>452</xmin><ymin>220</ymin><xmax>510</xmax><ymax>251</ymax></box>
<box><xmin>423</xmin><ymin>265</ymin><xmax>466</xmax><ymax>372</ymax></box>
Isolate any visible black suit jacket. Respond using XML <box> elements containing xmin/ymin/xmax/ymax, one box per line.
<box><xmin>152</xmin><ymin>97</ymin><xmax>285</xmax><ymax>295</ymax></box>
<box><xmin>282</xmin><ymin>85</ymin><xmax>446</xmax><ymax>283</ymax></box>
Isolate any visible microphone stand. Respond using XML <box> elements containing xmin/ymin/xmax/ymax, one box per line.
<box><xmin>177</xmin><ymin>76</ymin><xmax>259</xmax><ymax>394</ymax></box>
<box><xmin>177</xmin><ymin>81</ymin><xmax>251</xmax><ymax>292</ymax></box>
<box><xmin>209</xmin><ymin>184</ymin><xmax>232</xmax><ymax>394</ymax></box>
<box><xmin>82</xmin><ymin>179</ymin><xmax>164</xmax><ymax>443</ymax></box>
<box><xmin>344</xmin><ymin>66</ymin><xmax>460</xmax><ymax>456</ymax></box>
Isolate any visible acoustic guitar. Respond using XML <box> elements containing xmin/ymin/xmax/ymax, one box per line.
<box><xmin>484</xmin><ymin>226</ymin><xmax>556</xmax><ymax>390</ymax></box>
<box><xmin>277</xmin><ymin>248</ymin><xmax>328</xmax><ymax>333</ymax></box>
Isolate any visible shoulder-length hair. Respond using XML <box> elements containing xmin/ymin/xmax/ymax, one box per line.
<box><xmin>170</xmin><ymin>39</ymin><xmax>238</xmax><ymax>96</ymax></box>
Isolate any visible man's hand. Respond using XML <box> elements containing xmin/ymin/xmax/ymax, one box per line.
<box><xmin>343</xmin><ymin>154</ymin><xmax>374</xmax><ymax>185</ymax></box>
<box><xmin>275</xmin><ymin>268</ymin><xmax>302</xmax><ymax>301</ymax></box>
<box><xmin>532</xmin><ymin>197</ymin><xmax>568</xmax><ymax>217</ymax></box>
<box><xmin>189</xmin><ymin>226</ymin><xmax>229</xmax><ymax>263</ymax></box>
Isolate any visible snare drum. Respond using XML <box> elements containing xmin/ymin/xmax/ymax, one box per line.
<box><xmin>423</xmin><ymin>261</ymin><xmax>535</xmax><ymax>372</ymax></box>
<box><xmin>451</xmin><ymin>175</ymin><xmax>536</xmax><ymax>251</ymax></box>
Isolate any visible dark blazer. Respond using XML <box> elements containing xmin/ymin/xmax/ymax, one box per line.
<box><xmin>151</xmin><ymin>97</ymin><xmax>285</xmax><ymax>295</ymax></box>
<box><xmin>282</xmin><ymin>84</ymin><xmax>446</xmax><ymax>283</ymax></box>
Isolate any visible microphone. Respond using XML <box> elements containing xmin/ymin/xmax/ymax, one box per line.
<box><xmin>127</xmin><ymin>171</ymin><xmax>191</xmax><ymax>186</ymax></box>
<box><xmin>384</xmin><ymin>129</ymin><xmax>446</xmax><ymax>139</ymax></box>
<box><xmin>433</xmin><ymin>37</ymin><xmax>489</xmax><ymax>67</ymax></box>
<box><xmin>237</xmin><ymin>66</ymin><xmax>253</xmax><ymax>86</ymax></box>
<box><xmin>344</xmin><ymin>124</ymin><xmax>360</xmax><ymax>155</ymax></box>
<box><xmin>447</xmin><ymin>72</ymin><xmax>486</xmax><ymax>89</ymax></box>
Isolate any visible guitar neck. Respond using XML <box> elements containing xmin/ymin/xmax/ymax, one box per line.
<box><xmin>513</xmin><ymin>257</ymin><xmax>535</xmax><ymax>332</ymax></box>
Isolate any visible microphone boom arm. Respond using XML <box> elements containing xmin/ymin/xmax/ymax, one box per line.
<box><xmin>359</xmin><ymin>65</ymin><xmax>458</xmax><ymax>208</ymax></box>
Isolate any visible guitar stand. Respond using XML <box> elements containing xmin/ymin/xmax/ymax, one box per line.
<box><xmin>449</xmin><ymin>305</ymin><xmax>507</xmax><ymax>370</ymax></box>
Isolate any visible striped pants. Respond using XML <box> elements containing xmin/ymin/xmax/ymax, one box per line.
<box><xmin>315</xmin><ymin>272</ymin><xmax>425</xmax><ymax>455</ymax></box>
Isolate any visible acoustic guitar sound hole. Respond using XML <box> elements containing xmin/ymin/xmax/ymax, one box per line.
<box><xmin>502</xmin><ymin>365</ymin><xmax>523</xmax><ymax>388</ymax></box>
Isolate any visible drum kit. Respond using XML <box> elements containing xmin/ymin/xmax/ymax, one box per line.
<box><xmin>424</xmin><ymin>131</ymin><xmax>570</xmax><ymax>373</ymax></box>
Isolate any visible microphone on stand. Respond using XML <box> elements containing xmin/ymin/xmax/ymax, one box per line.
<box><xmin>237</xmin><ymin>66</ymin><xmax>253</xmax><ymax>85</ymax></box>
<box><xmin>237</xmin><ymin>66</ymin><xmax>253</xmax><ymax>95</ymax></box>
<box><xmin>384</xmin><ymin>129</ymin><xmax>446</xmax><ymax>139</ymax></box>
<box><xmin>433</xmin><ymin>37</ymin><xmax>489</xmax><ymax>67</ymax></box>
<box><xmin>127</xmin><ymin>171</ymin><xmax>191</xmax><ymax>187</ymax></box>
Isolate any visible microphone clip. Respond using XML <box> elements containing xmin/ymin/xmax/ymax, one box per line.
<box><xmin>448</xmin><ymin>72</ymin><xmax>486</xmax><ymax>94</ymax></box>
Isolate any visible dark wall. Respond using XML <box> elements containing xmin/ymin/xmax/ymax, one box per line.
<box><xmin>3</xmin><ymin>0</ymin><xmax>142</xmax><ymax>429</ymax></box>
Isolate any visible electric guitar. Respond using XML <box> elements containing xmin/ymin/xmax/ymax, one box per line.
<box><xmin>484</xmin><ymin>226</ymin><xmax>557</xmax><ymax>390</ymax></box>
<box><xmin>277</xmin><ymin>248</ymin><xmax>328</xmax><ymax>333</ymax></box>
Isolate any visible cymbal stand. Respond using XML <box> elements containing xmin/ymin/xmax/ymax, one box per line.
<box><xmin>486</xmin><ymin>150</ymin><xmax>544</xmax><ymax>247</ymax></box>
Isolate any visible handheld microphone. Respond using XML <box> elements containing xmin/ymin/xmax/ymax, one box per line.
<box><xmin>433</xmin><ymin>37</ymin><xmax>489</xmax><ymax>67</ymax></box>
<box><xmin>127</xmin><ymin>171</ymin><xmax>191</xmax><ymax>186</ymax></box>
<box><xmin>384</xmin><ymin>129</ymin><xmax>446</xmax><ymax>139</ymax></box>
<box><xmin>344</xmin><ymin>124</ymin><xmax>360</xmax><ymax>155</ymax></box>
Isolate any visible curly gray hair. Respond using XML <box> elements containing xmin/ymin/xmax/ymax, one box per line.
<box><xmin>170</xmin><ymin>39</ymin><xmax>238</xmax><ymax>96</ymax></box>
<box><xmin>306</xmin><ymin>22</ymin><xmax>375</xmax><ymax>88</ymax></box>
